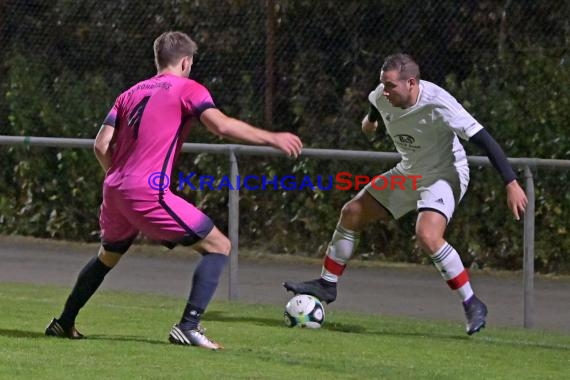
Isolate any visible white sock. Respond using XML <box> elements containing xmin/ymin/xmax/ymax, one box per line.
<box><xmin>431</xmin><ymin>242</ymin><xmax>474</xmax><ymax>301</ymax></box>
<box><xmin>321</xmin><ymin>224</ymin><xmax>360</xmax><ymax>283</ymax></box>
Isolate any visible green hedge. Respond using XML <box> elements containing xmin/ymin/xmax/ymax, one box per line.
<box><xmin>1</xmin><ymin>2</ymin><xmax>568</xmax><ymax>273</ymax></box>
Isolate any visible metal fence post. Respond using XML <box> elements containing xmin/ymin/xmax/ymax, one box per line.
<box><xmin>523</xmin><ymin>165</ymin><xmax>535</xmax><ymax>328</ymax></box>
<box><xmin>228</xmin><ymin>147</ymin><xmax>240</xmax><ymax>300</ymax></box>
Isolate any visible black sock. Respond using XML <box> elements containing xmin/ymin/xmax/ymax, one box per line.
<box><xmin>58</xmin><ymin>256</ymin><xmax>112</xmax><ymax>328</ymax></box>
<box><xmin>179</xmin><ymin>253</ymin><xmax>228</xmax><ymax>330</ymax></box>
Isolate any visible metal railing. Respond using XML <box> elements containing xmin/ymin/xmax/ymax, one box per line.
<box><xmin>2</xmin><ymin>135</ymin><xmax>570</xmax><ymax>328</ymax></box>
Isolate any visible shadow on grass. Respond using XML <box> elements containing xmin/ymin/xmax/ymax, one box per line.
<box><xmin>323</xmin><ymin>322</ymin><xmax>367</xmax><ymax>333</ymax></box>
<box><xmin>327</xmin><ymin>326</ymin><xmax>570</xmax><ymax>351</ymax></box>
<box><xmin>206</xmin><ymin>310</ymin><xmax>285</xmax><ymax>327</ymax></box>
<box><xmin>205</xmin><ymin>311</ymin><xmax>461</xmax><ymax>336</ymax></box>
<box><xmin>76</xmin><ymin>330</ymin><xmax>570</xmax><ymax>351</ymax></box>
<box><xmin>206</xmin><ymin>310</ymin><xmax>367</xmax><ymax>333</ymax></box>
<box><xmin>87</xmin><ymin>334</ymin><xmax>170</xmax><ymax>346</ymax></box>
<box><xmin>0</xmin><ymin>328</ymin><xmax>171</xmax><ymax>346</ymax></box>
<box><xmin>0</xmin><ymin>328</ymin><xmax>45</xmax><ymax>338</ymax></box>
<box><xmin>207</xmin><ymin>311</ymin><xmax>569</xmax><ymax>350</ymax></box>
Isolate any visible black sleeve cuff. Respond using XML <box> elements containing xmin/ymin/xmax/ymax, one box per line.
<box><xmin>469</xmin><ymin>129</ymin><xmax>517</xmax><ymax>185</ymax></box>
<box><xmin>367</xmin><ymin>104</ymin><xmax>380</xmax><ymax>123</ymax></box>
<box><xmin>195</xmin><ymin>102</ymin><xmax>217</xmax><ymax>118</ymax></box>
<box><xmin>102</xmin><ymin>113</ymin><xmax>116</xmax><ymax>127</ymax></box>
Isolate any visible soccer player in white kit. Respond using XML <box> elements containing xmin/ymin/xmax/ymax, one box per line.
<box><xmin>284</xmin><ymin>53</ymin><xmax>528</xmax><ymax>335</ymax></box>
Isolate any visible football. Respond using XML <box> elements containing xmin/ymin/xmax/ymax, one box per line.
<box><xmin>283</xmin><ymin>294</ymin><xmax>325</xmax><ymax>328</ymax></box>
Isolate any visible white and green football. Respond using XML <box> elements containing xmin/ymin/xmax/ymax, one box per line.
<box><xmin>283</xmin><ymin>294</ymin><xmax>325</xmax><ymax>329</ymax></box>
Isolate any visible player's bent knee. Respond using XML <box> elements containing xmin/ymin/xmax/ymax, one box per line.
<box><xmin>415</xmin><ymin>229</ymin><xmax>443</xmax><ymax>253</ymax></box>
<box><xmin>194</xmin><ymin>227</ymin><xmax>231</xmax><ymax>255</ymax></box>
<box><xmin>101</xmin><ymin>235</ymin><xmax>135</xmax><ymax>255</ymax></box>
<box><xmin>340</xmin><ymin>201</ymin><xmax>361</xmax><ymax>220</ymax></box>
<box><xmin>339</xmin><ymin>201</ymin><xmax>366</xmax><ymax>230</ymax></box>
<box><xmin>98</xmin><ymin>247</ymin><xmax>123</xmax><ymax>268</ymax></box>
<box><xmin>212</xmin><ymin>234</ymin><xmax>231</xmax><ymax>255</ymax></box>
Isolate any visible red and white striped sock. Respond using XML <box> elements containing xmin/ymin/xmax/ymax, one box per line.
<box><xmin>431</xmin><ymin>242</ymin><xmax>474</xmax><ymax>301</ymax></box>
<box><xmin>321</xmin><ymin>224</ymin><xmax>360</xmax><ymax>283</ymax></box>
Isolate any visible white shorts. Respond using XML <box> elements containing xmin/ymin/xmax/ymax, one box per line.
<box><xmin>364</xmin><ymin>166</ymin><xmax>469</xmax><ymax>222</ymax></box>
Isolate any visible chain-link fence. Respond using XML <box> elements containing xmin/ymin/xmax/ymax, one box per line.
<box><xmin>1</xmin><ymin>1</ymin><xmax>569</xmax><ymax>272</ymax></box>
<box><xmin>2</xmin><ymin>1</ymin><xmax>568</xmax><ymax>132</ymax></box>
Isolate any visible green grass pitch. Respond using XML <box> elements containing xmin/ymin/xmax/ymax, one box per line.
<box><xmin>0</xmin><ymin>283</ymin><xmax>567</xmax><ymax>379</ymax></box>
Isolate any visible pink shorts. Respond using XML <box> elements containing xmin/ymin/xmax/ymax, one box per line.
<box><xmin>99</xmin><ymin>186</ymin><xmax>214</xmax><ymax>253</ymax></box>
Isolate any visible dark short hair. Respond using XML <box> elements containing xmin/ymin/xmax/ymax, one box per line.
<box><xmin>381</xmin><ymin>53</ymin><xmax>420</xmax><ymax>80</ymax></box>
<box><xmin>153</xmin><ymin>31</ymin><xmax>198</xmax><ymax>70</ymax></box>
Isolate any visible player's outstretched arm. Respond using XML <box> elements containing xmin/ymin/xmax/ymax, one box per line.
<box><xmin>94</xmin><ymin>124</ymin><xmax>115</xmax><ymax>172</ymax></box>
<box><xmin>469</xmin><ymin>128</ymin><xmax>528</xmax><ymax>220</ymax></box>
<box><xmin>200</xmin><ymin>108</ymin><xmax>303</xmax><ymax>158</ymax></box>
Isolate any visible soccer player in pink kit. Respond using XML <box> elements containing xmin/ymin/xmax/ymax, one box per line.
<box><xmin>45</xmin><ymin>31</ymin><xmax>302</xmax><ymax>349</ymax></box>
<box><xmin>284</xmin><ymin>54</ymin><xmax>528</xmax><ymax>335</ymax></box>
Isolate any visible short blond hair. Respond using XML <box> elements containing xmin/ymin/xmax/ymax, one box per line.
<box><xmin>153</xmin><ymin>31</ymin><xmax>197</xmax><ymax>70</ymax></box>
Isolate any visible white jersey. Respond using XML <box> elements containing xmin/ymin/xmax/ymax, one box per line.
<box><xmin>368</xmin><ymin>80</ymin><xmax>483</xmax><ymax>177</ymax></box>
